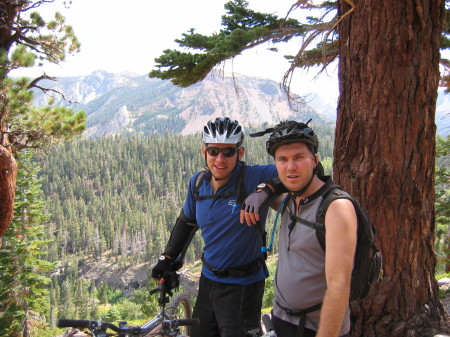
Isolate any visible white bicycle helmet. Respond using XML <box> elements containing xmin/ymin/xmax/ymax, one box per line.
<box><xmin>202</xmin><ymin>117</ymin><xmax>245</xmax><ymax>147</ymax></box>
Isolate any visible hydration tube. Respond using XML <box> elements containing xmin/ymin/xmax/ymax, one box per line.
<box><xmin>261</xmin><ymin>195</ymin><xmax>289</xmax><ymax>253</ymax></box>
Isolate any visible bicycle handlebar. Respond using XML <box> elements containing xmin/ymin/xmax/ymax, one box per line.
<box><xmin>57</xmin><ymin>317</ymin><xmax>200</xmax><ymax>334</ymax></box>
<box><xmin>57</xmin><ymin>319</ymin><xmax>93</xmax><ymax>329</ymax></box>
<box><xmin>176</xmin><ymin>318</ymin><xmax>200</xmax><ymax>326</ymax></box>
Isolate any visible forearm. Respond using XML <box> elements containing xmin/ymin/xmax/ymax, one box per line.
<box><xmin>316</xmin><ymin>282</ymin><xmax>350</xmax><ymax>337</ymax></box>
<box><xmin>164</xmin><ymin>210</ymin><xmax>196</xmax><ymax>258</ymax></box>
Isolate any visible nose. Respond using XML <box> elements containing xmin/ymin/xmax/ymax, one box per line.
<box><xmin>286</xmin><ymin>159</ymin><xmax>296</xmax><ymax>171</ymax></box>
<box><xmin>216</xmin><ymin>152</ymin><xmax>227</xmax><ymax>161</ymax></box>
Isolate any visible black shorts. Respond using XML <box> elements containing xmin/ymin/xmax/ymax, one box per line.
<box><xmin>190</xmin><ymin>274</ymin><xmax>265</xmax><ymax>337</ymax></box>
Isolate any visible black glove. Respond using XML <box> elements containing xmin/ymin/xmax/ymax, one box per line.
<box><xmin>242</xmin><ymin>190</ymin><xmax>270</xmax><ymax>214</ymax></box>
<box><xmin>151</xmin><ymin>255</ymin><xmax>172</xmax><ymax>280</ymax></box>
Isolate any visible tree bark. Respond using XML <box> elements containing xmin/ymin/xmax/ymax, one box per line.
<box><xmin>335</xmin><ymin>0</ymin><xmax>449</xmax><ymax>336</ymax></box>
<box><xmin>0</xmin><ymin>142</ymin><xmax>16</xmax><ymax>241</ymax></box>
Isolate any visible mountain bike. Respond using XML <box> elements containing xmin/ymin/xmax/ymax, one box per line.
<box><xmin>57</xmin><ymin>271</ymin><xmax>198</xmax><ymax>336</ymax></box>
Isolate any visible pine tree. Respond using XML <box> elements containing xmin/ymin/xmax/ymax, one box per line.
<box><xmin>0</xmin><ymin>150</ymin><xmax>56</xmax><ymax>337</ymax></box>
<box><xmin>0</xmin><ymin>0</ymin><xmax>86</xmax><ymax>239</ymax></box>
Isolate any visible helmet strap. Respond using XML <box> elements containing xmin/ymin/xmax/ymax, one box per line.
<box><xmin>290</xmin><ymin>172</ymin><xmax>315</xmax><ymax>199</ymax></box>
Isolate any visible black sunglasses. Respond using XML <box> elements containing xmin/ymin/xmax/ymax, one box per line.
<box><xmin>206</xmin><ymin>147</ymin><xmax>239</xmax><ymax>157</ymax></box>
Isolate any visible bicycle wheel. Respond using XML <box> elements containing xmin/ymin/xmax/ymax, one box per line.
<box><xmin>166</xmin><ymin>292</ymin><xmax>193</xmax><ymax>336</ymax></box>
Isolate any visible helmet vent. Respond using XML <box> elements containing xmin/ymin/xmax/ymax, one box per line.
<box><xmin>202</xmin><ymin>117</ymin><xmax>245</xmax><ymax>146</ymax></box>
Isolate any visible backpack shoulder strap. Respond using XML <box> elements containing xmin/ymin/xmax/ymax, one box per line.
<box><xmin>235</xmin><ymin>163</ymin><xmax>248</xmax><ymax>205</ymax></box>
<box><xmin>194</xmin><ymin>164</ymin><xmax>248</xmax><ymax>203</ymax></box>
<box><xmin>193</xmin><ymin>170</ymin><xmax>207</xmax><ymax>201</ymax></box>
<box><xmin>315</xmin><ymin>185</ymin><xmax>354</xmax><ymax>251</ymax></box>
<box><xmin>316</xmin><ymin>185</ymin><xmax>349</xmax><ymax>224</ymax></box>
<box><xmin>282</xmin><ymin>181</ymin><xmax>342</xmax><ymax>233</ymax></box>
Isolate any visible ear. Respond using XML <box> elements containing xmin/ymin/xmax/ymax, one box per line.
<box><xmin>314</xmin><ymin>153</ymin><xmax>319</xmax><ymax>166</ymax></box>
<box><xmin>238</xmin><ymin>146</ymin><xmax>245</xmax><ymax>160</ymax></box>
<box><xmin>201</xmin><ymin>145</ymin><xmax>207</xmax><ymax>157</ymax></box>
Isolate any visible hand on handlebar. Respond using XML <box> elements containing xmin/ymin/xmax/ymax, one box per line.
<box><xmin>151</xmin><ymin>256</ymin><xmax>172</xmax><ymax>281</ymax></box>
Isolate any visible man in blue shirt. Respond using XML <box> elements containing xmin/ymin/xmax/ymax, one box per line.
<box><xmin>152</xmin><ymin>117</ymin><xmax>277</xmax><ymax>337</ymax></box>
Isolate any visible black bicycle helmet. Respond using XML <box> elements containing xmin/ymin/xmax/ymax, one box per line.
<box><xmin>265</xmin><ymin>120</ymin><xmax>319</xmax><ymax>156</ymax></box>
<box><xmin>202</xmin><ymin>117</ymin><xmax>245</xmax><ymax>147</ymax></box>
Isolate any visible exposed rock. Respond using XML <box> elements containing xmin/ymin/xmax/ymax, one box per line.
<box><xmin>57</xmin><ymin>328</ymin><xmax>89</xmax><ymax>337</ymax></box>
<box><xmin>32</xmin><ymin>71</ymin><xmax>331</xmax><ymax>139</ymax></box>
<box><xmin>438</xmin><ymin>278</ymin><xmax>450</xmax><ymax>291</ymax></box>
<box><xmin>57</xmin><ymin>255</ymin><xmax>200</xmax><ymax>298</ymax></box>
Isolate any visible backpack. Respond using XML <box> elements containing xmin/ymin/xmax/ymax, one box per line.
<box><xmin>284</xmin><ymin>181</ymin><xmax>383</xmax><ymax>300</ymax></box>
<box><xmin>193</xmin><ymin>163</ymin><xmax>248</xmax><ymax>206</ymax></box>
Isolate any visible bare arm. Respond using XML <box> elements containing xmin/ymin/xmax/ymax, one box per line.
<box><xmin>316</xmin><ymin>198</ymin><xmax>357</xmax><ymax>337</ymax></box>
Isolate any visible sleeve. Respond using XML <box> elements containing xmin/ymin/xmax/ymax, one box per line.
<box><xmin>163</xmin><ymin>173</ymin><xmax>200</xmax><ymax>259</ymax></box>
<box><xmin>163</xmin><ymin>209</ymin><xmax>197</xmax><ymax>259</ymax></box>
<box><xmin>182</xmin><ymin>172</ymin><xmax>199</xmax><ymax>221</ymax></box>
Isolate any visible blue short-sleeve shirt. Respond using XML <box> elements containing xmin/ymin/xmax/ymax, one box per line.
<box><xmin>183</xmin><ymin>162</ymin><xmax>277</xmax><ymax>284</ymax></box>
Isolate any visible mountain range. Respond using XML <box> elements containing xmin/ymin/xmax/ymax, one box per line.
<box><xmin>33</xmin><ymin>71</ymin><xmax>333</xmax><ymax>138</ymax></box>
<box><xmin>32</xmin><ymin>70</ymin><xmax>449</xmax><ymax>137</ymax></box>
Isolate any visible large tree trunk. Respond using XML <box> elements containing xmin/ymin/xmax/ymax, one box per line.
<box><xmin>0</xmin><ymin>142</ymin><xmax>16</xmax><ymax>241</ymax></box>
<box><xmin>335</xmin><ymin>0</ymin><xmax>449</xmax><ymax>336</ymax></box>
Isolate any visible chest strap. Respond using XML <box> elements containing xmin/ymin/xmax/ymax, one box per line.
<box><xmin>201</xmin><ymin>254</ymin><xmax>265</xmax><ymax>278</ymax></box>
<box><xmin>196</xmin><ymin>191</ymin><xmax>235</xmax><ymax>201</ymax></box>
<box><xmin>276</xmin><ymin>301</ymin><xmax>322</xmax><ymax>337</ymax></box>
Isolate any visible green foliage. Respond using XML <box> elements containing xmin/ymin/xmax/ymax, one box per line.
<box><xmin>262</xmin><ymin>256</ymin><xmax>277</xmax><ymax>310</ymax></box>
<box><xmin>136</xmin><ymin>284</ymin><xmax>160</xmax><ymax>319</ymax></box>
<box><xmin>0</xmin><ymin>1</ymin><xmax>86</xmax><ymax>153</ymax></box>
<box><xmin>0</xmin><ymin>150</ymin><xmax>56</xmax><ymax>336</ymax></box>
<box><xmin>150</xmin><ymin>0</ymin><xmax>450</xmax><ymax>96</ymax></box>
<box><xmin>115</xmin><ymin>300</ymin><xmax>145</xmax><ymax>321</ymax></box>
<box><xmin>5</xmin><ymin>80</ymin><xmax>87</xmax><ymax>151</ymax></box>
<box><xmin>104</xmin><ymin>306</ymin><xmax>121</xmax><ymax>322</ymax></box>
<box><xmin>98</xmin><ymin>281</ymin><xmax>109</xmax><ymax>305</ymax></box>
<box><xmin>149</xmin><ymin>0</ymin><xmax>307</xmax><ymax>87</ymax></box>
<box><xmin>108</xmin><ymin>288</ymin><xmax>124</xmax><ymax>305</ymax></box>
<box><xmin>7</xmin><ymin>6</ymin><xmax>80</xmax><ymax>70</ymax></box>
<box><xmin>3</xmin><ymin>125</ymin><xmax>449</xmax><ymax>328</ymax></box>
<box><xmin>435</xmin><ymin>134</ymin><xmax>450</xmax><ymax>274</ymax></box>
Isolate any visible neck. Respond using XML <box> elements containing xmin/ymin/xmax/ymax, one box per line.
<box><xmin>211</xmin><ymin>176</ymin><xmax>229</xmax><ymax>193</ymax></box>
<box><xmin>293</xmin><ymin>175</ymin><xmax>324</xmax><ymax>204</ymax></box>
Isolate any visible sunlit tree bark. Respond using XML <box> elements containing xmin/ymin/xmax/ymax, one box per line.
<box><xmin>334</xmin><ymin>1</ymin><xmax>447</xmax><ymax>335</ymax></box>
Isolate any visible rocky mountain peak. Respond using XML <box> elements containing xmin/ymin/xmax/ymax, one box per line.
<box><xmin>33</xmin><ymin>71</ymin><xmax>332</xmax><ymax>138</ymax></box>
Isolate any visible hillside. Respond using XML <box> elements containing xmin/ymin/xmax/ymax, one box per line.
<box><xmin>32</xmin><ymin>71</ymin><xmax>332</xmax><ymax>138</ymax></box>
<box><xmin>32</xmin><ymin>70</ymin><xmax>450</xmax><ymax>136</ymax></box>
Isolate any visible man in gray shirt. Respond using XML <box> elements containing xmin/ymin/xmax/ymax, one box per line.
<box><xmin>241</xmin><ymin>120</ymin><xmax>357</xmax><ymax>337</ymax></box>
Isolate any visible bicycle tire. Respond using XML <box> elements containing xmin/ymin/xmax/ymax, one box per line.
<box><xmin>166</xmin><ymin>292</ymin><xmax>193</xmax><ymax>336</ymax></box>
